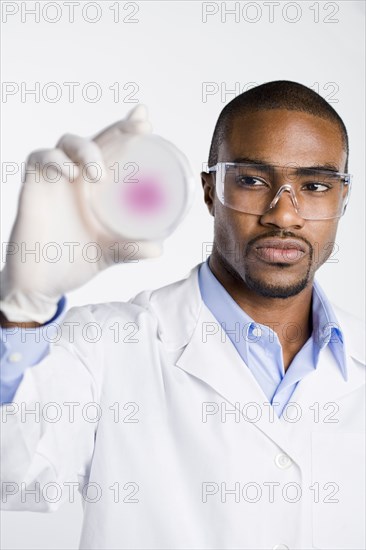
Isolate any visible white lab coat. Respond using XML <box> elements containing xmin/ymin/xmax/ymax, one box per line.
<box><xmin>1</xmin><ymin>263</ymin><xmax>365</xmax><ymax>550</ymax></box>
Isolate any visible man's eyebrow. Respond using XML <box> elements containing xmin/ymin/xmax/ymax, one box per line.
<box><xmin>231</xmin><ymin>156</ymin><xmax>270</xmax><ymax>165</ymax></box>
<box><xmin>230</xmin><ymin>157</ymin><xmax>340</xmax><ymax>172</ymax></box>
<box><xmin>302</xmin><ymin>162</ymin><xmax>340</xmax><ymax>172</ymax></box>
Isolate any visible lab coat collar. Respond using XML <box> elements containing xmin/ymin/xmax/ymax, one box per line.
<box><xmin>150</xmin><ymin>262</ymin><xmax>364</xmax><ymax>366</ymax></box>
<box><xmin>146</xmin><ymin>262</ymin><xmax>365</xmax><ymax>463</ymax></box>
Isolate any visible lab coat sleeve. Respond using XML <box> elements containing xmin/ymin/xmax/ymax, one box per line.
<box><xmin>0</xmin><ymin>304</ymin><xmax>104</xmax><ymax>512</ymax></box>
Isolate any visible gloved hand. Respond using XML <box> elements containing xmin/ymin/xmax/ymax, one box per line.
<box><xmin>0</xmin><ymin>105</ymin><xmax>163</xmax><ymax>323</ymax></box>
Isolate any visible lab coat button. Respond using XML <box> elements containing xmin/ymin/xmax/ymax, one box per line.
<box><xmin>272</xmin><ymin>545</ymin><xmax>289</xmax><ymax>550</ymax></box>
<box><xmin>8</xmin><ymin>352</ymin><xmax>23</xmax><ymax>363</ymax></box>
<box><xmin>274</xmin><ymin>453</ymin><xmax>293</xmax><ymax>469</ymax></box>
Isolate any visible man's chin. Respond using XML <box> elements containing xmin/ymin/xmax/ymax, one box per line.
<box><xmin>245</xmin><ymin>272</ymin><xmax>310</xmax><ymax>299</ymax></box>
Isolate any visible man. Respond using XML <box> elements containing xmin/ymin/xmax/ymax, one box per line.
<box><xmin>1</xmin><ymin>81</ymin><xmax>364</xmax><ymax>550</ymax></box>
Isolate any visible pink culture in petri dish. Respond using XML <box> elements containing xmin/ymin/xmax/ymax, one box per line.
<box><xmin>121</xmin><ymin>177</ymin><xmax>166</xmax><ymax>214</ymax></box>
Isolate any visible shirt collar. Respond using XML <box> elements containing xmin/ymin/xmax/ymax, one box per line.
<box><xmin>198</xmin><ymin>257</ymin><xmax>256</xmax><ymax>338</ymax></box>
<box><xmin>198</xmin><ymin>257</ymin><xmax>347</xmax><ymax>381</ymax></box>
<box><xmin>311</xmin><ymin>278</ymin><xmax>347</xmax><ymax>380</ymax></box>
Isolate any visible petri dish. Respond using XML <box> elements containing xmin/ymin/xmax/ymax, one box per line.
<box><xmin>86</xmin><ymin>133</ymin><xmax>196</xmax><ymax>241</ymax></box>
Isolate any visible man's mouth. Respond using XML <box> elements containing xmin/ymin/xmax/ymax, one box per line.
<box><xmin>253</xmin><ymin>238</ymin><xmax>307</xmax><ymax>264</ymax></box>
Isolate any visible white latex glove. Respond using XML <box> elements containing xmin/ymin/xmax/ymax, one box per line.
<box><xmin>0</xmin><ymin>105</ymin><xmax>163</xmax><ymax>323</ymax></box>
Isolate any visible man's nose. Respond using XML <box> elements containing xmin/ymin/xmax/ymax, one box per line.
<box><xmin>259</xmin><ymin>185</ymin><xmax>305</xmax><ymax>230</ymax></box>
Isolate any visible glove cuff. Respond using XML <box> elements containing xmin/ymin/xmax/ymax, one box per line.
<box><xmin>0</xmin><ymin>291</ymin><xmax>60</xmax><ymax>324</ymax></box>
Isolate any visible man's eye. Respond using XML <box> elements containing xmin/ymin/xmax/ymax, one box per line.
<box><xmin>303</xmin><ymin>182</ymin><xmax>331</xmax><ymax>192</ymax></box>
<box><xmin>235</xmin><ymin>176</ymin><xmax>266</xmax><ymax>187</ymax></box>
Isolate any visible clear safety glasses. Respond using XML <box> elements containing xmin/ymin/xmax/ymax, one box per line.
<box><xmin>208</xmin><ymin>162</ymin><xmax>352</xmax><ymax>220</ymax></box>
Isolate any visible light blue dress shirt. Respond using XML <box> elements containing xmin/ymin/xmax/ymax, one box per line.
<box><xmin>198</xmin><ymin>258</ymin><xmax>347</xmax><ymax>416</ymax></box>
<box><xmin>0</xmin><ymin>297</ymin><xmax>66</xmax><ymax>404</ymax></box>
<box><xmin>1</xmin><ymin>263</ymin><xmax>347</xmax><ymax>413</ymax></box>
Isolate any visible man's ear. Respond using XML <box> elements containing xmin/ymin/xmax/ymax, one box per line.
<box><xmin>201</xmin><ymin>172</ymin><xmax>215</xmax><ymax>216</ymax></box>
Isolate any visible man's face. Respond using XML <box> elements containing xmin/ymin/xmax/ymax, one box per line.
<box><xmin>201</xmin><ymin>109</ymin><xmax>348</xmax><ymax>298</ymax></box>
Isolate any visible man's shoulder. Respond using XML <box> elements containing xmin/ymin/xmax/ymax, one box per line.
<box><xmin>62</xmin><ymin>263</ymin><xmax>202</xmax><ymax>326</ymax></box>
<box><xmin>332</xmin><ymin>303</ymin><xmax>365</xmax><ymax>333</ymax></box>
<box><xmin>131</xmin><ymin>263</ymin><xmax>201</xmax><ymax>309</ymax></box>
<box><xmin>332</xmin><ymin>303</ymin><xmax>365</xmax><ymax>366</ymax></box>
<box><xmin>314</xmin><ymin>279</ymin><xmax>365</xmax><ymax>362</ymax></box>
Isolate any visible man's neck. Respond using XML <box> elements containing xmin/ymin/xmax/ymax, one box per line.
<box><xmin>208</xmin><ymin>256</ymin><xmax>313</xmax><ymax>371</ymax></box>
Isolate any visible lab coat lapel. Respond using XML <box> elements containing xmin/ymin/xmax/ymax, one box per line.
<box><xmin>287</xmin><ymin>302</ymin><xmax>365</xmax><ymax>413</ymax></box>
<box><xmin>277</xmin><ymin>343</ymin><xmax>365</xmax><ymax>458</ymax></box>
<box><xmin>286</xmin><ymin>341</ymin><xmax>365</xmax><ymax>414</ymax></box>
<box><xmin>151</xmin><ymin>264</ymin><xmax>303</xmax><ymax>463</ymax></box>
<box><xmin>174</xmin><ymin>299</ymin><xmax>305</xmax><ymax>463</ymax></box>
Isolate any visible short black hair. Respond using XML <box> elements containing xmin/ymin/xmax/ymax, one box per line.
<box><xmin>208</xmin><ymin>80</ymin><xmax>349</xmax><ymax>171</ymax></box>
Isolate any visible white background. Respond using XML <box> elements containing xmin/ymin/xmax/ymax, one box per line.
<box><xmin>1</xmin><ymin>1</ymin><xmax>365</xmax><ymax>548</ymax></box>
